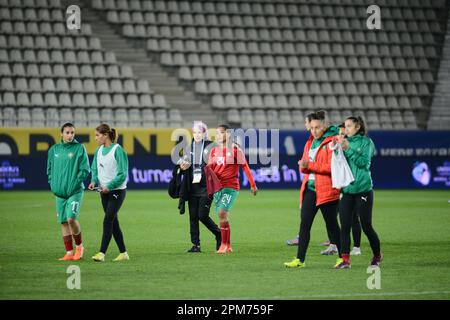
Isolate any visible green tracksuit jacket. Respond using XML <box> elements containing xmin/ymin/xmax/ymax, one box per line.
<box><xmin>47</xmin><ymin>139</ymin><xmax>90</xmax><ymax>198</ymax></box>
<box><xmin>342</xmin><ymin>134</ymin><xmax>376</xmax><ymax>194</ymax></box>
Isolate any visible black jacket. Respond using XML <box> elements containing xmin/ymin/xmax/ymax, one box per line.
<box><xmin>168</xmin><ymin>140</ymin><xmax>214</xmax><ymax>214</ymax></box>
<box><xmin>187</xmin><ymin>139</ymin><xmax>213</xmax><ymax>196</ymax></box>
<box><xmin>168</xmin><ymin>165</ymin><xmax>189</xmax><ymax>214</ymax></box>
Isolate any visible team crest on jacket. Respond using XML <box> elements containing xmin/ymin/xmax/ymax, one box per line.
<box><xmin>68</xmin><ymin>152</ymin><xmax>74</xmax><ymax>159</ymax></box>
<box><xmin>216</xmin><ymin>156</ymin><xmax>225</xmax><ymax>166</ymax></box>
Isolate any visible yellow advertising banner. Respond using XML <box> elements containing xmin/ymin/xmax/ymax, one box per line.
<box><xmin>0</xmin><ymin>128</ymin><xmax>199</xmax><ymax>156</ymax></box>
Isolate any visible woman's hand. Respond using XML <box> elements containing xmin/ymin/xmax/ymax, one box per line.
<box><xmin>337</xmin><ymin>135</ymin><xmax>349</xmax><ymax>150</ymax></box>
<box><xmin>340</xmin><ymin>139</ymin><xmax>349</xmax><ymax>151</ymax></box>
<box><xmin>180</xmin><ymin>160</ymin><xmax>191</xmax><ymax>171</ymax></box>
<box><xmin>300</xmin><ymin>159</ymin><xmax>309</xmax><ymax>169</ymax></box>
<box><xmin>88</xmin><ymin>182</ymin><xmax>95</xmax><ymax>190</ymax></box>
<box><xmin>251</xmin><ymin>186</ymin><xmax>258</xmax><ymax>196</ymax></box>
<box><xmin>101</xmin><ymin>187</ymin><xmax>110</xmax><ymax>194</ymax></box>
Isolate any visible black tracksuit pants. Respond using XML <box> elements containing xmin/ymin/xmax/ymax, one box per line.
<box><xmin>297</xmin><ymin>189</ymin><xmax>341</xmax><ymax>262</ymax></box>
<box><xmin>351</xmin><ymin>209</ymin><xmax>362</xmax><ymax>248</ymax></box>
<box><xmin>328</xmin><ymin>208</ymin><xmax>361</xmax><ymax>247</ymax></box>
<box><xmin>100</xmin><ymin>189</ymin><xmax>127</xmax><ymax>254</ymax></box>
<box><xmin>339</xmin><ymin>190</ymin><xmax>380</xmax><ymax>256</ymax></box>
<box><xmin>188</xmin><ymin>195</ymin><xmax>221</xmax><ymax>246</ymax></box>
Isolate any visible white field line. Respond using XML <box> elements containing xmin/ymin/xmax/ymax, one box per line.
<box><xmin>209</xmin><ymin>290</ymin><xmax>450</xmax><ymax>300</ymax></box>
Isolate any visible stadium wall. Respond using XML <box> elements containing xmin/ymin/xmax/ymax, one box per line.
<box><xmin>0</xmin><ymin>129</ymin><xmax>449</xmax><ymax>190</ymax></box>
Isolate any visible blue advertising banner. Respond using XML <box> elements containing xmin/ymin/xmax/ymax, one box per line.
<box><xmin>1</xmin><ymin>131</ymin><xmax>449</xmax><ymax>191</ymax></box>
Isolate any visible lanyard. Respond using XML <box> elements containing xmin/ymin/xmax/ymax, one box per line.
<box><xmin>192</xmin><ymin>141</ymin><xmax>205</xmax><ymax>166</ymax></box>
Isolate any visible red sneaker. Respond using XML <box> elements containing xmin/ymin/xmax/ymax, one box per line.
<box><xmin>370</xmin><ymin>253</ymin><xmax>383</xmax><ymax>267</ymax></box>
<box><xmin>58</xmin><ymin>252</ymin><xmax>74</xmax><ymax>261</ymax></box>
<box><xmin>72</xmin><ymin>246</ymin><xmax>84</xmax><ymax>260</ymax></box>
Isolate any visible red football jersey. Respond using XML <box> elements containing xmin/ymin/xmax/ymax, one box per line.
<box><xmin>207</xmin><ymin>146</ymin><xmax>256</xmax><ymax>190</ymax></box>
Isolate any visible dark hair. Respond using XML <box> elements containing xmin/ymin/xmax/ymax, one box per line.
<box><xmin>217</xmin><ymin>124</ymin><xmax>230</xmax><ymax>131</ymax></box>
<box><xmin>60</xmin><ymin>122</ymin><xmax>74</xmax><ymax>133</ymax></box>
<box><xmin>309</xmin><ymin>110</ymin><xmax>326</xmax><ymax>121</ymax></box>
<box><xmin>217</xmin><ymin>124</ymin><xmax>237</xmax><ymax>146</ymax></box>
<box><xmin>346</xmin><ymin>116</ymin><xmax>367</xmax><ymax>136</ymax></box>
<box><xmin>96</xmin><ymin>123</ymin><xmax>117</xmax><ymax>142</ymax></box>
<box><xmin>305</xmin><ymin>112</ymin><xmax>315</xmax><ymax>122</ymax></box>
<box><xmin>338</xmin><ymin>123</ymin><xmax>345</xmax><ymax>129</ymax></box>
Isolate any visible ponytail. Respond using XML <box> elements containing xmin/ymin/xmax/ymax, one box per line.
<box><xmin>109</xmin><ymin>128</ymin><xmax>117</xmax><ymax>142</ymax></box>
<box><xmin>96</xmin><ymin>123</ymin><xmax>117</xmax><ymax>143</ymax></box>
<box><xmin>346</xmin><ymin>116</ymin><xmax>367</xmax><ymax>136</ymax></box>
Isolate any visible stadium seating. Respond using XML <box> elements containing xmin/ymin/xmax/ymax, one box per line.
<box><xmin>94</xmin><ymin>0</ymin><xmax>448</xmax><ymax>129</ymax></box>
<box><xmin>1</xmin><ymin>0</ymin><xmax>449</xmax><ymax>130</ymax></box>
<box><xmin>0</xmin><ymin>0</ymin><xmax>183</xmax><ymax>128</ymax></box>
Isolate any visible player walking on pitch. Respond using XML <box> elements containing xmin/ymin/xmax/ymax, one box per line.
<box><xmin>89</xmin><ymin>124</ymin><xmax>129</xmax><ymax>262</ymax></box>
<box><xmin>207</xmin><ymin>125</ymin><xmax>258</xmax><ymax>254</ymax></box>
<box><xmin>335</xmin><ymin>116</ymin><xmax>382</xmax><ymax>269</ymax></box>
<box><xmin>47</xmin><ymin>123</ymin><xmax>90</xmax><ymax>261</ymax></box>
<box><xmin>179</xmin><ymin>121</ymin><xmax>222</xmax><ymax>253</ymax></box>
<box><xmin>284</xmin><ymin>111</ymin><xmax>343</xmax><ymax>269</ymax></box>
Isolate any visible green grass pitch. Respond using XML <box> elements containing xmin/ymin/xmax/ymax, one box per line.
<box><xmin>0</xmin><ymin>190</ymin><xmax>449</xmax><ymax>300</ymax></box>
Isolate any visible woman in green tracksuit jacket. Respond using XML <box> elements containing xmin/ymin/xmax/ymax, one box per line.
<box><xmin>335</xmin><ymin>116</ymin><xmax>382</xmax><ymax>269</ymax></box>
<box><xmin>89</xmin><ymin>123</ymin><xmax>129</xmax><ymax>262</ymax></box>
<box><xmin>47</xmin><ymin>122</ymin><xmax>90</xmax><ymax>261</ymax></box>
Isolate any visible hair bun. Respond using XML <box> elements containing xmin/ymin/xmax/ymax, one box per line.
<box><xmin>312</xmin><ymin>110</ymin><xmax>326</xmax><ymax>121</ymax></box>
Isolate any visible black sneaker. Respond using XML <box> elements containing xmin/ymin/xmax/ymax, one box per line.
<box><xmin>187</xmin><ymin>245</ymin><xmax>201</xmax><ymax>253</ymax></box>
<box><xmin>215</xmin><ymin>234</ymin><xmax>222</xmax><ymax>251</ymax></box>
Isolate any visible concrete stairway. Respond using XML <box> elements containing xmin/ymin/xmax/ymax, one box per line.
<box><xmin>428</xmin><ymin>14</ymin><xmax>450</xmax><ymax>130</ymax></box>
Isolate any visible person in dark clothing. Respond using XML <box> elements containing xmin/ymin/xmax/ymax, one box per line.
<box><xmin>336</xmin><ymin>123</ymin><xmax>362</xmax><ymax>256</ymax></box>
<box><xmin>179</xmin><ymin>121</ymin><xmax>221</xmax><ymax>253</ymax></box>
<box><xmin>335</xmin><ymin>116</ymin><xmax>382</xmax><ymax>269</ymax></box>
<box><xmin>284</xmin><ymin>111</ymin><xmax>343</xmax><ymax>269</ymax></box>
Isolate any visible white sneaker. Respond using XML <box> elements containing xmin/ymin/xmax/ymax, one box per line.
<box><xmin>92</xmin><ymin>252</ymin><xmax>105</xmax><ymax>262</ymax></box>
<box><xmin>320</xmin><ymin>244</ymin><xmax>338</xmax><ymax>255</ymax></box>
<box><xmin>350</xmin><ymin>247</ymin><xmax>361</xmax><ymax>256</ymax></box>
<box><xmin>113</xmin><ymin>252</ymin><xmax>130</xmax><ymax>261</ymax></box>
